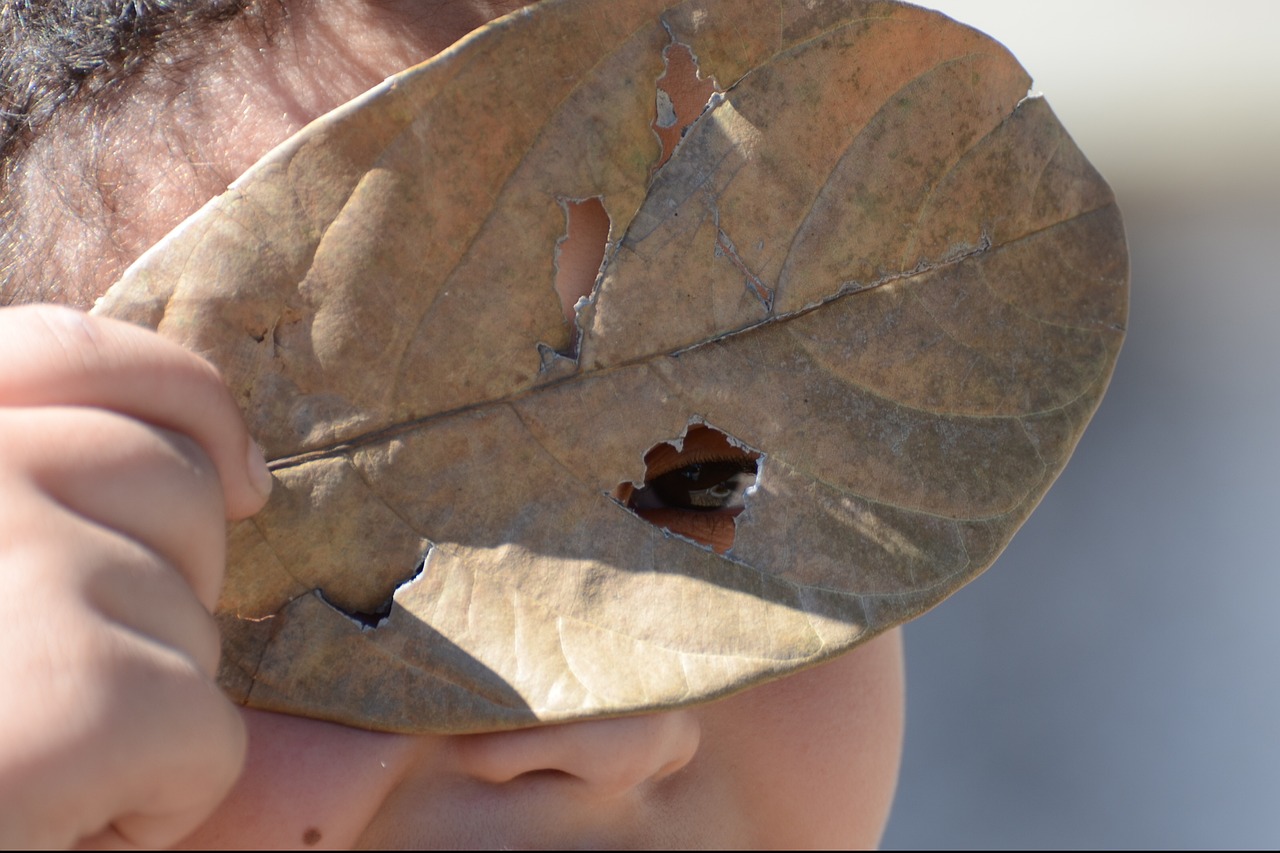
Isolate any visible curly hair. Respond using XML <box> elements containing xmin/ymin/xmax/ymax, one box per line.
<box><xmin>0</xmin><ymin>0</ymin><xmax>516</xmax><ymax>304</ymax></box>
<box><xmin>0</xmin><ymin>1</ymin><xmax>265</xmax><ymax>159</ymax></box>
<box><xmin>0</xmin><ymin>0</ymin><xmax>292</xmax><ymax>303</ymax></box>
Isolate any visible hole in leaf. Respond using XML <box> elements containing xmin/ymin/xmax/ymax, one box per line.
<box><xmin>554</xmin><ymin>196</ymin><xmax>610</xmax><ymax>356</ymax></box>
<box><xmin>319</xmin><ymin>554</ymin><xmax>427</xmax><ymax>631</ymax></box>
<box><xmin>651</xmin><ymin>42</ymin><xmax>718</xmax><ymax>173</ymax></box>
<box><xmin>615</xmin><ymin>423</ymin><xmax>760</xmax><ymax>555</ymax></box>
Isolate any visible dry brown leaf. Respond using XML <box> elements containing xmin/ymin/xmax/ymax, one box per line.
<box><xmin>92</xmin><ymin>0</ymin><xmax>1128</xmax><ymax>733</ymax></box>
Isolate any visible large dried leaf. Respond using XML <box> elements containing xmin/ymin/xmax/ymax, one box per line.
<box><xmin>93</xmin><ymin>0</ymin><xmax>1127</xmax><ymax>733</ymax></box>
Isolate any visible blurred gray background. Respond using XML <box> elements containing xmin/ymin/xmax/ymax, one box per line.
<box><xmin>882</xmin><ymin>1</ymin><xmax>1280</xmax><ymax>848</ymax></box>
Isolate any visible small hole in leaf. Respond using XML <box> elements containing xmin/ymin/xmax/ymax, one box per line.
<box><xmin>615</xmin><ymin>424</ymin><xmax>760</xmax><ymax>555</ymax></box>
<box><xmin>554</xmin><ymin>196</ymin><xmax>610</xmax><ymax>356</ymax></box>
<box><xmin>319</xmin><ymin>554</ymin><xmax>426</xmax><ymax>631</ymax></box>
<box><xmin>651</xmin><ymin>42</ymin><xmax>718</xmax><ymax>173</ymax></box>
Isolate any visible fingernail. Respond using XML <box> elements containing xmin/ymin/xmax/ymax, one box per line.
<box><xmin>247</xmin><ymin>440</ymin><xmax>274</xmax><ymax>500</ymax></box>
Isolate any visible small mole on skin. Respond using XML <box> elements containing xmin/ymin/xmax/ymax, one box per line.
<box><xmin>302</xmin><ymin>827</ymin><xmax>322</xmax><ymax>846</ymax></box>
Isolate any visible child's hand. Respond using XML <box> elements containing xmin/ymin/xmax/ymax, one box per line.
<box><xmin>0</xmin><ymin>305</ymin><xmax>272</xmax><ymax>849</ymax></box>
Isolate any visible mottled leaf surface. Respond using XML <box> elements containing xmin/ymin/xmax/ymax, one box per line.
<box><xmin>93</xmin><ymin>0</ymin><xmax>1127</xmax><ymax>733</ymax></box>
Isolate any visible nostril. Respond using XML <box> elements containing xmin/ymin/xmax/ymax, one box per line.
<box><xmin>510</xmin><ymin>768</ymin><xmax>577</xmax><ymax>784</ymax></box>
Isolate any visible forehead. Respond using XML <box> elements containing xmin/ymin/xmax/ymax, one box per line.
<box><xmin>3</xmin><ymin>0</ymin><xmax>527</xmax><ymax>307</ymax></box>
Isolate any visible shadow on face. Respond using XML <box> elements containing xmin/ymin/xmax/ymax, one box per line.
<box><xmin>177</xmin><ymin>628</ymin><xmax>904</xmax><ymax>849</ymax></box>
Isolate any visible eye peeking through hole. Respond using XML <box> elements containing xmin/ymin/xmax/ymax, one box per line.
<box><xmin>615</xmin><ymin>424</ymin><xmax>760</xmax><ymax>554</ymax></box>
<box><xmin>629</xmin><ymin>459</ymin><xmax>756</xmax><ymax>512</ymax></box>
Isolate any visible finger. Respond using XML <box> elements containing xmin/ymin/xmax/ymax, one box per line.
<box><xmin>1</xmin><ymin>490</ymin><xmax>223</xmax><ymax>674</ymax></box>
<box><xmin>48</xmin><ymin>630</ymin><xmax>246</xmax><ymax>849</ymax></box>
<box><xmin>93</xmin><ymin>642</ymin><xmax>248</xmax><ymax>851</ymax></box>
<box><xmin>0</xmin><ymin>408</ymin><xmax>227</xmax><ymax>611</ymax></box>
<box><xmin>0</xmin><ymin>543</ymin><xmax>246</xmax><ymax>849</ymax></box>
<box><xmin>0</xmin><ymin>305</ymin><xmax>271</xmax><ymax>519</ymax></box>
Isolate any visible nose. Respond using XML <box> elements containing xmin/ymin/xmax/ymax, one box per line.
<box><xmin>453</xmin><ymin>712</ymin><xmax>701</xmax><ymax>797</ymax></box>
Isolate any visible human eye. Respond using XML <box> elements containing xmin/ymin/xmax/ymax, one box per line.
<box><xmin>626</xmin><ymin>458</ymin><xmax>757</xmax><ymax>513</ymax></box>
<box><xmin>615</xmin><ymin>425</ymin><xmax>760</xmax><ymax>553</ymax></box>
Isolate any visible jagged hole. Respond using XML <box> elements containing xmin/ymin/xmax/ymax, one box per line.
<box><xmin>614</xmin><ymin>424</ymin><xmax>760</xmax><ymax>554</ymax></box>
<box><xmin>554</xmin><ymin>196</ymin><xmax>610</xmax><ymax>356</ymax></box>
<box><xmin>323</xmin><ymin>554</ymin><xmax>427</xmax><ymax>630</ymax></box>
<box><xmin>651</xmin><ymin>42</ymin><xmax>718</xmax><ymax>173</ymax></box>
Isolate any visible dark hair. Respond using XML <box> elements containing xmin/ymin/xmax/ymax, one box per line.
<box><xmin>0</xmin><ymin>0</ymin><xmax>499</xmax><ymax>304</ymax></box>
<box><xmin>0</xmin><ymin>1</ymin><xmax>259</xmax><ymax>160</ymax></box>
<box><xmin>0</xmin><ymin>0</ymin><xmax>289</xmax><ymax>304</ymax></box>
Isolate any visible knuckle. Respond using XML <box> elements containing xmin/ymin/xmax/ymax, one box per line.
<box><xmin>98</xmin><ymin>541</ymin><xmax>227</xmax><ymax>674</ymax></box>
<box><xmin>88</xmin><ymin>637</ymin><xmax>229</xmax><ymax>740</ymax></box>
<box><xmin>3</xmin><ymin>523</ymin><xmax>225</xmax><ymax>675</ymax></box>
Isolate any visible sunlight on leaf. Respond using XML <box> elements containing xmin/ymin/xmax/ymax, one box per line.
<box><xmin>94</xmin><ymin>0</ymin><xmax>1127</xmax><ymax>733</ymax></box>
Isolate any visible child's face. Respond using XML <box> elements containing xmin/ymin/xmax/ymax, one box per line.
<box><xmin>178</xmin><ymin>631</ymin><xmax>903</xmax><ymax>848</ymax></box>
<box><xmin>24</xmin><ymin>1</ymin><xmax>907</xmax><ymax>846</ymax></box>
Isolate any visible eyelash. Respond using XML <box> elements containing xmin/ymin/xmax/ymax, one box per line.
<box><xmin>614</xmin><ymin>429</ymin><xmax>761</xmax><ymax>554</ymax></box>
<box><xmin>625</xmin><ymin>453</ymin><xmax>758</xmax><ymax>513</ymax></box>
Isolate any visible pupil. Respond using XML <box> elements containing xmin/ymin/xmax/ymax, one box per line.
<box><xmin>649</xmin><ymin>460</ymin><xmax>756</xmax><ymax>511</ymax></box>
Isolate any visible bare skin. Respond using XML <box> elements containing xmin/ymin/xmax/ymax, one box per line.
<box><xmin>0</xmin><ymin>2</ymin><xmax>905</xmax><ymax>847</ymax></box>
<box><xmin>0</xmin><ymin>306</ymin><xmax>270</xmax><ymax>848</ymax></box>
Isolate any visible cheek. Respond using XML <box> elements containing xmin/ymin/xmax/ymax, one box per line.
<box><xmin>173</xmin><ymin>709</ymin><xmax>422</xmax><ymax>849</ymax></box>
<box><xmin>697</xmin><ymin>628</ymin><xmax>906</xmax><ymax>849</ymax></box>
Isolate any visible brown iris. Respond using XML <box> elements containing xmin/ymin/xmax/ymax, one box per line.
<box><xmin>615</xmin><ymin>425</ymin><xmax>760</xmax><ymax>554</ymax></box>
